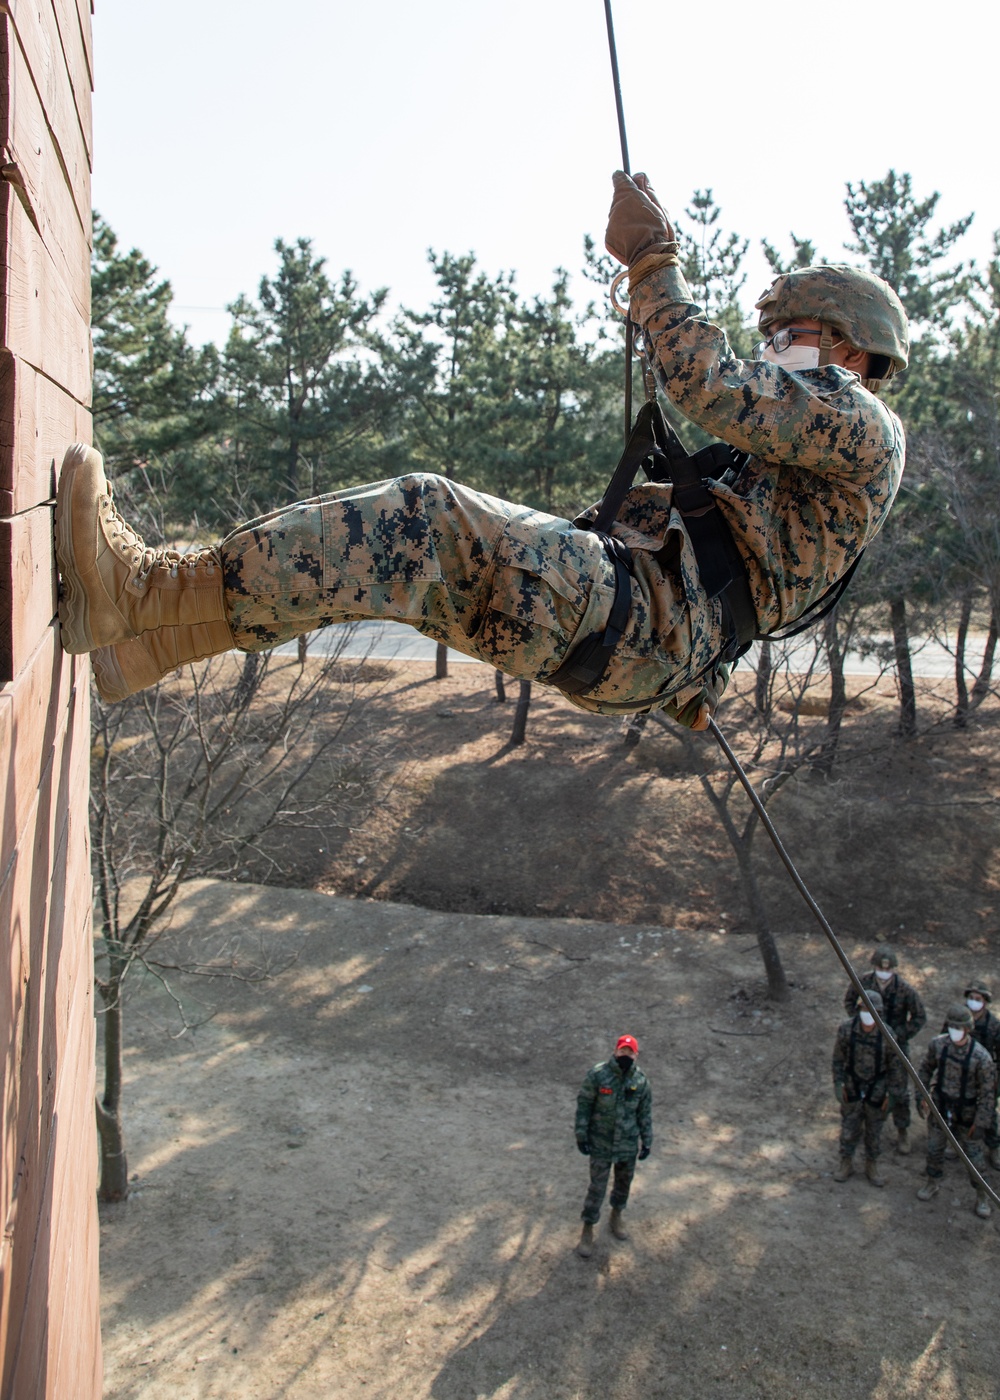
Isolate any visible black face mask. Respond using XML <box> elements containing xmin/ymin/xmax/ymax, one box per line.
<box><xmin>615</xmin><ymin>1055</ymin><xmax>634</xmax><ymax>1074</ymax></box>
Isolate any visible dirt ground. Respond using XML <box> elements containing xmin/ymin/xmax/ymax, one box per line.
<box><xmin>99</xmin><ymin>877</ymin><xmax>1000</xmax><ymax>1400</ymax></box>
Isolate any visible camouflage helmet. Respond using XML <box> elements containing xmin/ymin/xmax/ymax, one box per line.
<box><xmin>754</xmin><ymin>265</ymin><xmax>909</xmax><ymax>386</ymax></box>
<box><xmin>870</xmin><ymin>945</ymin><xmax>898</xmax><ymax>971</ymax></box>
<box><xmin>858</xmin><ymin>990</ymin><xmax>884</xmax><ymax>1015</ymax></box>
<box><xmin>945</xmin><ymin>1002</ymin><xmax>975</xmax><ymax>1030</ymax></box>
<box><xmin>964</xmin><ymin>978</ymin><xmax>992</xmax><ymax>1004</ymax></box>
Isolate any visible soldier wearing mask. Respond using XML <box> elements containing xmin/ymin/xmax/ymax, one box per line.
<box><xmin>916</xmin><ymin>1004</ymin><xmax>996</xmax><ymax>1218</ymax></box>
<box><xmin>951</xmin><ymin>980</ymin><xmax>1000</xmax><ymax>1171</ymax></box>
<box><xmin>56</xmin><ymin>173</ymin><xmax>908</xmax><ymax>733</ymax></box>
<box><xmin>831</xmin><ymin>990</ymin><xmax>904</xmax><ymax>1187</ymax></box>
<box><xmin>574</xmin><ymin>1034</ymin><xmax>652</xmax><ymax>1258</ymax></box>
<box><xmin>843</xmin><ymin>945</ymin><xmax>925</xmax><ymax>1153</ymax></box>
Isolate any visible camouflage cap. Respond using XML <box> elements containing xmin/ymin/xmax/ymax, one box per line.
<box><xmin>964</xmin><ymin>978</ymin><xmax>992</xmax><ymax>1003</ymax></box>
<box><xmin>755</xmin><ymin>265</ymin><xmax>909</xmax><ymax>376</ymax></box>
<box><xmin>946</xmin><ymin>1002</ymin><xmax>975</xmax><ymax>1030</ymax></box>
<box><xmin>858</xmin><ymin>990</ymin><xmax>884</xmax><ymax>1014</ymax></box>
<box><xmin>870</xmin><ymin>944</ymin><xmax>898</xmax><ymax>970</ymax></box>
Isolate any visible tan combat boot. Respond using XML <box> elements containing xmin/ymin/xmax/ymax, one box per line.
<box><xmin>55</xmin><ymin>445</ymin><xmax>235</xmax><ymax>686</ymax></box>
<box><xmin>916</xmin><ymin>1178</ymin><xmax>939</xmax><ymax>1202</ymax></box>
<box><xmin>90</xmin><ymin>622</ymin><xmax>239</xmax><ymax>703</ymax></box>
<box><xmin>609</xmin><ymin>1208</ymin><xmax>629</xmax><ymax>1240</ymax></box>
<box><xmin>865</xmin><ymin>1157</ymin><xmax>885</xmax><ymax>1188</ymax></box>
<box><xmin>895</xmin><ymin>1127</ymin><xmax>911</xmax><ymax>1155</ymax></box>
<box><xmin>975</xmin><ymin>1189</ymin><xmax>992</xmax><ymax>1219</ymax></box>
<box><xmin>833</xmin><ymin>1155</ymin><xmax>853</xmax><ymax>1182</ymax></box>
<box><xmin>576</xmin><ymin>1223</ymin><xmax>595</xmax><ymax>1259</ymax></box>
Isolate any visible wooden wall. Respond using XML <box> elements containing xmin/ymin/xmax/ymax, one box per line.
<box><xmin>0</xmin><ymin>0</ymin><xmax>100</xmax><ymax>1394</ymax></box>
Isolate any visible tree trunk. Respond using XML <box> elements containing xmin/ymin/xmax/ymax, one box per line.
<box><xmin>494</xmin><ymin>670</ymin><xmax>507</xmax><ymax>703</ymax></box>
<box><xmin>96</xmin><ymin>987</ymin><xmax>129</xmax><ymax>1202</ymax></box>
<box><xmin>754</xmin><ymin>638</ymin><xmax>773</xmax><ymax>719</ymax></box>
<box><xmin>733</xmin><ymin>835</ymin><xmax>790</xmax><ymax>1002</ymax></box>
<box><xmin>954</xmin><ymin>592</ymin><xmax>972</xmax><ymax>728</ymax></box>
<box><xmin>297</xmin><ymin>633</ymin><xmax>309</xmax><ymax>666</ymax></box>
<box><xmin>232</xmin><ymin>650</ymin><xmax>262</xmax><ymax>710</ymax></box>
<box><xmin>889</xmin><ymin>596</ymin><xmax>917</xmax><ymax>738</ymax></box>
<box><xmin>435</xmin><ymin>641</ymin><xmax>448</xmax><ymax>680</ymax></box>
<box><xmin>815</xmin><ymin>609</ymin><xmax>847</xmax><ymax>775</ymax></box>
<box><xmin>510</xmin><ymin>680</ymin><xmax>532</xmax><ymax>746</ymax></box>
<box><xmin>970</xmin><ymin>613</ymin><xmax>998</xmax><ymax>709</ymax></box>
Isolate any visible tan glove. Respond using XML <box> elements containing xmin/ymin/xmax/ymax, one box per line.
<box><xmin>661</xmin><ymin>663</ymin><xmax>730</xmax><ymax>731</ymax></box>
<box><xmin>605</xmin><ymin>171</ymin><xmax>677</xmax><ymax>266</ymax></box>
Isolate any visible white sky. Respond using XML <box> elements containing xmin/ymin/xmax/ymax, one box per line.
<box><xmin>92</xmin><ymin>0</ymin><xmax>1000</xmax><ymax>347</ymax></box>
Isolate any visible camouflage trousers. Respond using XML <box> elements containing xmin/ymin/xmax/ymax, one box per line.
<box><xmin>926</xmin><ymin>1115</ymin><xmax>986</xmax><ymax>1184</ymax></box>
<box><xmin>839</xmin><ymin>1094</ymin><xmax>889</xmax><ymax>1159</ymax></box>
<box><xmin>218</xmin><ymin>473</ymin><xmax>703</xmax><ymax>715</ymax></box>
<box><xmin>581</xmin><ymin>1155</ymin><xmax>637</xmax><ymax>1224</ymax></box>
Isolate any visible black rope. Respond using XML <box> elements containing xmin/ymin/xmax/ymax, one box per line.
<box><xmin>600</xmin><ymin>0</ymin><xmax>995</xmax><ymax>1208</ymax></box>
<box><xmin>603</xmin><ymin>0</ymin><xmax>633</xmax><ymax>444</ymax></box>
<box><xmin>707</xmin><ymin>717</ymin><xmax>1000</xmax><ymax>1208</ymax></box>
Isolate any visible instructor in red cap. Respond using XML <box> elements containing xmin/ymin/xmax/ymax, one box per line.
<box><xmin>574</xmin><ymin>1034</ymin><xmax>653</xmax><ymax>1258</ymax></box>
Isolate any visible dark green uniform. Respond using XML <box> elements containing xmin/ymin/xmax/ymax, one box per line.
<box><xmin>575</xmin><ymin>1059</ymin><xmax>652</xmax><ymax>1224</ymax></box>
<box><xmin>919</xmin><ymin>1033</ymin><xmax>997</xmax><ymax>1184</ymax></box>
<box><xmin>844</xmin><ymin>970</ymin><xmax>925</xmax><ymax>1131</ymax></box>
<box><xmin>832</xmin><ymin>1015</ymin><xmax>905</xmax><ymax>1161</ymax></box>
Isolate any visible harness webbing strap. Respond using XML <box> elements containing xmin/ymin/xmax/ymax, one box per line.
<box><xmin>847</xmin><ymin>1019</ymin><xmax>884</xmax><ymax>1099</ymax></box>
<box><xmin>545</xmin><ymin>536</ymin><xmax>633</xmax><ymax>696</ymax></box>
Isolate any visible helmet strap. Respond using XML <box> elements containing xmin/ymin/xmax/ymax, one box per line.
<box><xmin>818</xmin><ymin>323</ymin><xmax>837</xmax><ymax>368</ymax></box>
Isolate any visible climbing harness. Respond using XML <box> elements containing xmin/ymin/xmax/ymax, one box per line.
<box><xmin>594</xmin><ymin>0</ymin><xmax>1000</xmax><ymax>1210</ymax></box>
<box><xmin>845</xmin><ymin>1018</ymin><xmax>885</xmax><ymax>1103</ymax></box>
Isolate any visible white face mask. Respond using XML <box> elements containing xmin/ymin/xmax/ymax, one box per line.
<box><xmin>761</xmin><ymin>342</ymin><xmax>820</xmax><ymax>372</ymax></box>
<box><xmin>874</xmin><ymin>969</ymin><xmax>893</xmax><ymax>982</ymax></box>
<box><xmin>859</xmin><ymin>1011</ymin><xmax>876</xmax><ymax>1028</ymax></box>
<box><xmin>948</xmin><ymin>1026</ymin><xmax>967</xmax><ymax>1044</ymax></box>
<box><xmin>967</xmin><ymin>998</ymin><xmax>985</xmax><ymax>1014</ymax></box>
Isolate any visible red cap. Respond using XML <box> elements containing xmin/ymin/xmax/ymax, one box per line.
<box><xmin>615</xmin><ymin>1035</ymin><xmax>639</xmax><ymax>1055</ymax></box>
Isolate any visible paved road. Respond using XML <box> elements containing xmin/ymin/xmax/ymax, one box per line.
<box><xmin>277</xmin><ymin>620</ymin><xmax>993</xmax><ymax>680</ymax></box>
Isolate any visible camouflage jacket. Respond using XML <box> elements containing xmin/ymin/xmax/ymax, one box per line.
<box><xmin>936</xmin><ymin>1009</ymin><xmax>1000</xmax><ymax>1072</ymax></box>
<box><xmin>844</xmin><ymin>971</ymin><xmax>926</xmax><ymax>1045</ymax></box>
<box><xmin>832</xmin><ymin>1016</ymin><xmax>906</xmax><ymax>1101</ymax></box>
<box><xmin>615</xmin><ymin>264</ymin><xmax>905</xmax><ymax>687</ymax></box>
<box><xmin>575</xmin><ymin>1059</ymin><xmax>652</xmax><ymax>1161</ymax></box>
<box><xmin>919</xmin><ymin>1033</ymin><xmax>997</xmax><ymax>1132</ymax></box>
<box><xmin>973</xmin><ymin>1009</ymin><xmax>1000</xmax><ymax>1069</ymax></box>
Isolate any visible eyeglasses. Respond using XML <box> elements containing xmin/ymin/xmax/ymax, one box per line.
<box><xmin>751</xmin><ymin>326</ymin><xmax>819</xmax><ymax>361</ymax></box>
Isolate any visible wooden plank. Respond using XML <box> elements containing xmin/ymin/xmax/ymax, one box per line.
<box><xmin>1</xmin><ymin>17</ymin><xmax>92</xmax><ymax>321</ymax></box>
<box><xmin>0</xmin><ymin>0</ymin><xmax>93</xmax><ymax>170</ymax></box>
<box><xmin>0</xmin><ymin>695</ymin><xmax>89</xmax><ymax>1393</ymax></box>
<box><xmin>0</xmin><ymin>664</ymin><xmax>86</xmax><ymax>1227</ymax></box>
<box><xmin>0</xmin><ymin>503</ymin><xmax>58</xmax><ymax>684</ymax></box>
<box><xmin>0</xmin><ymin>625</ymin><xmax>78</xmax><ymax>862</ymax></box>
<box><xmin>0</xmin><ymin>350</ymin><xmax>92</xmax><ymax>515</ymax></box>
<box><xmin>0</xmin><ymin>182</ymin><xmax>92</xmax><ymax>403</ymax></box>
<box><xmin>52</xmin><ymin>0</ymin><xmax>92</xmax><ymax>142</ymax></box>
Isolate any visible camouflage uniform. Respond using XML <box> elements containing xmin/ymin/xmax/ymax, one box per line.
<box><xmin>219</xmin><ymin>264</ymin><xmax>904</xmax><ymax>718</ymax></box>
<box><xmin>919</xmin><ymin>1033</ymin><xmax>997</xmax><ymax>1184</ymax></box>
<box><xmin>832</xmin><ymin>1015</ymin><xmax>906</xmax><ymax>1161</ymax></box>
<box><xmin>844</xmin><ymin>970</ymin><xmax>925</xmax><ymax>1131</ymax></box>
<box><xmin>962</xmin><ymin>1007</ymin><xmax>1000</xmax><ymax>1152</ymax></box>
<box><xmin>575</xmin><ymin>1058</ymin><xmax>653</xmax><ymax>1224</ymax></box>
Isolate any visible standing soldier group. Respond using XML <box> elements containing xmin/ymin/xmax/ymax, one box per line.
<box><xmin>834</xmin><ymin>947</ymin><xmax>999</xmax><ymax>1219</ymax></box>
